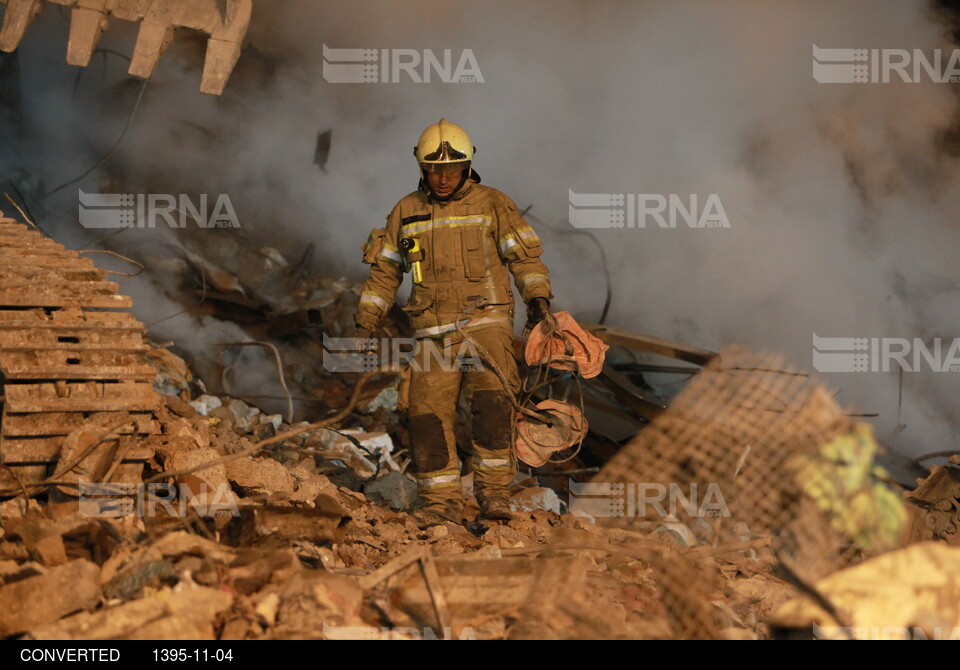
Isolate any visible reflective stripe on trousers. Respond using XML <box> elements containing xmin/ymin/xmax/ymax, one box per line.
<box><xmin>415</xmin><ymin>469</ymin><xmax>460</xmax><ymax>491</ymax></box>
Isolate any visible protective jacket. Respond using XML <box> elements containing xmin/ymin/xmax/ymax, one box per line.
<box><xmin>356</xmin><ymin>174</ymin><xmax>553</xmax><ymax>338</ymax></box>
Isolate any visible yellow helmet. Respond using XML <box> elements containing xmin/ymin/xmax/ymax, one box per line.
<box><xmin>414</xmin><ymin>119</ymin><xmax>475</xmax><ymax>173</ymax></box>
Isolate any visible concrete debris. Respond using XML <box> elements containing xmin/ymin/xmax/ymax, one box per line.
<box><xmin>2</xmin><ymin>222</ymin><xmax>951</xmax><ymax>640</ymax></box>
<box><xmin>277</xmin><ymin>571</ymin><xmax>365</xmax><ymax>633</ymax></box>
<box><xmin>223</xmin><ymin>398</ymin><xmax>261</xmax><ymax>430</ymax></box>
<box><xmin>28</xmin><ymin>586</ymin><xmax>235</xmax><ymax>640</ymax></box>
<box><xmin>151</xmin><ymin>347</ymin><xmax>195</xmax><ymax>397</ymax></box>
<box><xmin>189</xmin><ymin>394</ymin><xmax>223</xmax><ymax>416</ymax></box>
<box><xmin>363</xmin><ymin>386</ymin><xmax>399</xmax><ymax>414</ymax></box>
<box><xmin>315</xmin><ymin>428</ymin><xmax>398</xmax><ymax>479</ymax></box>
<box><xmin>0</xmin><ymin>338</ymin><xmax>891</xmax><ymax>641</ymax></box>
<box><xmin>0</xmin><ymin>559</ymin><xmax>101</xmax><ymax>636</ymax></box>
<box><xmin>225</xmin><ymin>456</ymin><xmax>297</xmax><ymax>499</ymax></box>
<box><xmin>364</xmin><ymin>471</ymin><xmax>421</xmax><ymax>511</ymax></box>
<box><xmin>510</xmin><ymin>486</ymin><xmax>563</xmax><ymax>515</ymax></box>
<box><xmin>260</xmin><ymin>247</ymin><xmax>289</xmax><ymax>269</ymax></box>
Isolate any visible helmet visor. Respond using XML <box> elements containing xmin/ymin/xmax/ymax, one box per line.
<box><xmin>420</xmin><ymin>160</ymin><xmax>470</xmax><ymax>175</ymax></box>
<box><xmin>422</xmin><ymin>139</ymin><xmax>468</xmax><ymax>162</ymax></box>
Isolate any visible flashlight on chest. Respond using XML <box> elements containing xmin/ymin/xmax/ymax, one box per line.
<box><xmin>400</xmin><ymin>237</ymin><xmax>424</xmax><ymax>284</ymax></box>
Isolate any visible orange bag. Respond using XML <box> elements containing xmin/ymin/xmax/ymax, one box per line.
<box><xmin>524</xmin><ymin>311</ymin><xmax>608</xmax><ymax>379</ymax></box>
<box><xmin>515</xmin><ymin>399</ymin><xmax>588</xmax><ymax>467</ymax></box>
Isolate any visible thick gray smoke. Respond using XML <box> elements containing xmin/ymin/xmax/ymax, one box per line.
<box><xmin>1</xmin><ymin>0</ymin><xmax>959</xmax><ymax>460</ymax></box>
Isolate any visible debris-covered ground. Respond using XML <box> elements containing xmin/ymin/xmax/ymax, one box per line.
<box><xmin>0</xmin><ymin>214</ymin><xmax>957</xmax><ymax>641</ymax></box>
<box><xmin>0</xmin><ymin>370</ymin><xmax>800</xmax><ymax>640</ymax></box>
<box><xmin>0</xmin><ymin>218</ymin><xmax>794</xmax><ymax>641</ymax></box>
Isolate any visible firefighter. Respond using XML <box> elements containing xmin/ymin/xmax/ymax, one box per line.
<box><xmin>354</xmin><ymin>119</ymin><xmax>553</xmax><ymax>524</ymax></box>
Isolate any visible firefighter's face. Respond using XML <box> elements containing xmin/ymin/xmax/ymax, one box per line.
<box><xmin>426</xmin><ymin>164</ymin><xmax>465</xmax><ymax>197</ymax></box>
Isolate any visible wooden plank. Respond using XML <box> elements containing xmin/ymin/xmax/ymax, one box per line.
<box><xmin>579</xmin><ymin>393</ymin><xmax>646</xmax><ymax>427</ymax></box>
<box><xmin>3</xmin><ymin>382</ymin><xmax>159</xmax><ymax>412</ymax></box>
<box><xmin>0</xmin><ymin>309</ymin><xmax>142</xmax><ymax>330</ymax></box>
<box><xmin>396</xmin><ymin>557</ymin><xmax>585</xmax><ymax>622</ymax></box>
<box><xmin>0</xmin><ymin>437</ymin><xmax>153</xmax><ymax>464</ymax></box>
<box><xmin>0</xmin><ymin>327</ymin><xmax>148</xmax><ymax>351</ymax></box>
<box><xmin>0</xmin><ymin>291</ymin><xmax>132</xmax><ymax>308</ymax></box>
<box><xmin>0</xmin><ymin>350</ymin><xmax>155</xmax><ymax>380</ymax></box>
<box><xmin>596</xmin><ymin>367</ymin><xmax>667</xmax><ymax>421</ymax></box>
<box><xmin>582</xmin><ymin>324</ymin><xmax>717</xmax><ymax>367</ymax></box>
<box><xmin>1</xmin><ymin>411</ymin><xmax>159</xmax><ymax>437</ymax></box>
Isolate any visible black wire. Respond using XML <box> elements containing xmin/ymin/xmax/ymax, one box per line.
<box><xmin>523</xmin><ymin>209</ymin><xmax>613</xmax><ymax>325</ymax></box>
<box><xmin>45</xmin><ymin>79</ymin><xmax>149</xmax><ymax>198</ymax></box>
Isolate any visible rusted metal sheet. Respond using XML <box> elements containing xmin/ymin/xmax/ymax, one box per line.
<box><xmin>3</xmin><ymin>382</ymin><xmax>159</xmax><ymax>412</ymax></box>
<box><xmin>0</xmin><ymin>244</ymin><xmax>74</xmax><ymax>256</ymax></box>
<box><xmin>0</xmin><ymin>290</ymin><xmax>132</xmax><ymax>308</ymax></box>
<box><xmin>0</xmin><ymin>327</ymin><xmax>148</xmax><ymax>351</ymax></box>
<box><xmin>0</xmin><ymin>229</ymin><xmax>44</xmax><ymax>240</ymax></box>
<box><xmin>0</xmin><ymin>279</ymin><xmax>120</xmax><ymax>294</ymax></box>
<box><xmin>0</xmin><ymin>230</ymin><xmax>65</xmax><ymax>242</ymax></box>
<box><xmin>0</xmin><ymin>267</ymin><xmax>108</xmax><ymax>282</ymax></box>
<box><xmin>0</xmin><ymin>216</ymin><xmax>160</xmax><ymax>481</ymax></box>
<box><xmin>1</xmin><ymin>411</ymin><xmax>159</xmax><ymax>437</ymax></box>
<box><xmin>0</xmin><ymin>255</ymin><xmax>96</xmax><ymax>268</ymax></box>
<box><xmin>0</xmin><ymin>308</ymin><xmax>142</xmax><ymax>329</ymax></box>
<box><xmin>0</xmin><ymin>438</ymin><xmax>153</xmax><ymax>464</ymax></box>
<box><xmin>0</xmin><ymin>462</ymin><xmax>143</xmax><ymax>488</ymax></box>
<box><xmin>0</xmin><ymin>350</ymin><xmax>155</xmax><ymax>379</ymax></box>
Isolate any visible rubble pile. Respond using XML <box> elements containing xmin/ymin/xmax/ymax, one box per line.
<box><xmin>1</xmin><ymin>226</ymin><xmax>958</xmax><ymax>640</ymax></box>
<box><xmin>0</xmin><ymin>346</ymin><xmax>801</xmax><ymax>640</ymax></box>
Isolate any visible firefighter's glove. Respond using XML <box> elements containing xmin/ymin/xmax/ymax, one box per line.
<box><xmin>526</xmin><ymin>298</ymin><xmax>551</xmax><ymax>330</ymax></box>
<box><xmin>353</xmin><ymin>326</ymin><xmax>377</xmax><ymax>355</ymax></box>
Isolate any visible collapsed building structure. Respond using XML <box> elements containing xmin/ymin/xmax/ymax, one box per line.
<box><xmin>2</xmin><ymin>1</ymin><xmax>960</xmax><ymax>641</ymax></box>
<box><xmin>0</xmin><ymin>211</ymin><xmax>957</xmax><ymax>640</ymax></box>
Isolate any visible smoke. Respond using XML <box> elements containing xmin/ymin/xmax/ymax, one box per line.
<box><xmin>1</xmin><ymin>0</ymin><xmax>959</xmax><ymax>458</ymax></box>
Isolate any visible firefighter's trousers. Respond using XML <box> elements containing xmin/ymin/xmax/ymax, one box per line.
<box><xmin>399</xmin><ymin>325</ymin><xmax>520</xmax><ymax>510</ymax></box>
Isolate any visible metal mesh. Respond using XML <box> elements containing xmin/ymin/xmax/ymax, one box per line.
<box><xmin>591</xmin><ymin>346</ymin><xmax>903</xmax><ymax>637</ymax></box>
